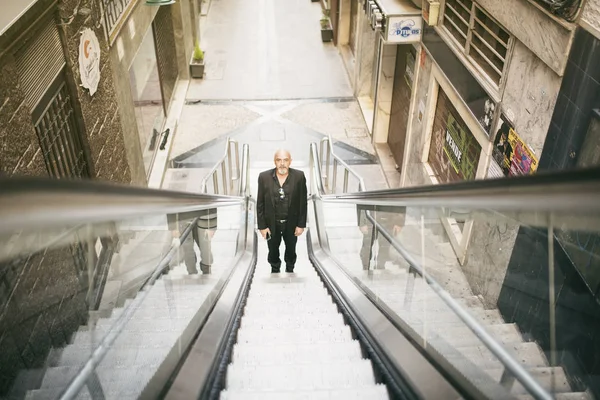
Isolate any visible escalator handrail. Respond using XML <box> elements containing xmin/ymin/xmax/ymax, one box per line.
<box><xmin>316</xmin><ymin>165</ymin><xmax>600</xmax><ymax>212</ymax></box>
<box><xmin>309</xmin><ymin>142</ymin><xmax>553</xmax><ymax>400</ymax></box>
<box><xmin>0</xmin><ymin>177</ymin><xmax>244</xmax><ymax>235</ymax></box>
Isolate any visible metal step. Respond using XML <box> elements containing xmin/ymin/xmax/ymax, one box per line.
<box><xmin>226</xmin><ymin>360</ymin><xmax>377</xmax><ymax>391</ymax></box>
<box><xmin>230</xmin><ymin>341</ymin><xmax>364</xmax><ymax>366</ymax></box>
<box><xmin>220</xmin><ymin>385</ymin><xmax>390</xmax><ymax>399</ymax></box>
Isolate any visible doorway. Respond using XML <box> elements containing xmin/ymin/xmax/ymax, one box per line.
<box><xmin>387</xmin><ymin>45</ymin><xmax>416</xmax><ymax>169</ymax></box>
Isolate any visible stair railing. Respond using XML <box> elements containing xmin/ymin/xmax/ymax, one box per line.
<box><xmin>200</xmin><ymin>137</ymin><xmax>240</xmax><ymax>195</ymax></box>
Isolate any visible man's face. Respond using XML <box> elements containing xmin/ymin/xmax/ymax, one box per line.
<box><xmin>274</xmin><ymin>152</ymin><xmax>291</xmax><ymax>175</ymax></box>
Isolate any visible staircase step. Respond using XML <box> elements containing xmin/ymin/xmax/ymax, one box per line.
<box><xmin>487</xmin><ymin>367</ymin><xmax>572</xmax><ymax>394</ymax></box>
<box><xmin>220</xmin><ymin>385</ymin><xmax>390</xmax><ymax>400</ymax></box>
<box><xmin>230</xmin><ymin>341</ymin><xmax>364</xmax><ymax>366</ymax></box>
<box><xmin>71</xmin><ymin>329</ymin><xmax>182</xmax><ymax>347</ymax></box>
<box><xmin>54</xmin><ymin>346</ymin><xmax>172</xmax><ymax>367</ymax></box>
<box><xmin>439</xmin><ymin>323</ymin><xmax>524</xmax><ymax>348</ymax></box>
<box><xmin>39</xmin><ymin>364</ymin><xmax>157</xmax><ymax>390</ymax></box>
<box><xmin>226</xmin><ymin>360</ymin><xmax>376</xmax><ymax>391</ymax></box>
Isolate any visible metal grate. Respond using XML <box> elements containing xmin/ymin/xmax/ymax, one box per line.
<box><xmin>102</xmin><ymin>0</ymin><xmax>133</xmax><ymax>36</ymax></box>
<box><xmin>34</xmin><ymin>78</ymin><xmax>89</xmax><ymax>179</ymax></box>
<box><xmin>442</xmin><ymin>0</ymin><xmax>512</xmax><ymax>87</ymax></box>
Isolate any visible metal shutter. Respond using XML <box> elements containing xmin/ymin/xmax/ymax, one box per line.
<box><xmin>14</xmin><ymin>20</ymin><xmax>66</xmax><ymax>111</ymax></box>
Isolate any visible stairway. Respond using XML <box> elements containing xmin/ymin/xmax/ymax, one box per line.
<box><xmin>219</xmin><ymin>233</ymin><xmax>390</xmax><ymax>400</ymax></box>
<box><xmin>8</xmin><ymin>208</ymin><xmax>240</xmax><ymax>400</ymax></box>
<box><xmin>323</xmin><ymin>202</ymin><xmax>592</xmax><ymax>399</ymax></box>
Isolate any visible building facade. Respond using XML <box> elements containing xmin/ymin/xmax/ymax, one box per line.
<box><xmin>333</xmin><ymin>0</ymin><xmax>599</xmax><ymax>395</ymax></box>
<box><xmin>0</xmin><ymin>0</ymin><xmax>197</xmax><ymax>395</ymax></box>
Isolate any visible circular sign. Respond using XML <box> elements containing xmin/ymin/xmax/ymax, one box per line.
<box><xmin>78</xmin><ymin>28</ymin><xmax>101</xmax><ymax>96</ymax></box>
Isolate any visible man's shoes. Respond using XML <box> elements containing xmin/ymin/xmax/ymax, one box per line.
<box><xmin>285</xmin><ymin>265</ymin><xmax>294</xmax><ymax>273</ymax></box>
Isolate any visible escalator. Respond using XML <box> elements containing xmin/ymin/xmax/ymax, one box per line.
<box><xmin>219</xmin><ymin>234</ymin><xmax>389</xmax><ymax>399</ymax></box>
<box><xmin>2</xmin><ymin>138</ymin><xmax>600</xmax><ymax>400</ymax></box>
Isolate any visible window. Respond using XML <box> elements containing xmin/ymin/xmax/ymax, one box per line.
<box><xmin>442</xmin><ymin>0</ymin><xmax>512</xmax><ymax>87</ymax></box>
<box><xmin>33</xmin><ymin>73</ymin><xmax>89</xmax><ymax>179</ymax></box>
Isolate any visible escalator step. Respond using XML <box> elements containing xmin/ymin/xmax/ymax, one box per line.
<box><xmin>220</xmin><ymin>385</ymin><xmax>389</xmax><ymax>399</ymax></box>
<box><xmin>236</xmin><ymin>326</ymin><xmax>354</xmax><ymax>344</ymax></box>
<box><xmin>230</xmin><ymin>341</ymin><xmax>363</xmax><ymax>365</ymax></box>
<box><xmin>225</xmin><ymin>360</ymin><xmax>377</xmax><ymax>391</ymax></box>
<box><xmin>239</xmin><ymin>313</ymin><xmax>345</xmax><ymax>329</ymax></box>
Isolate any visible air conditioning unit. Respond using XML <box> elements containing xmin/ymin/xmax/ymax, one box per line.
<box><xmin>422</xmin><ymin>0</ymin><xmax>440</xmax><ymax>26</ymax></box>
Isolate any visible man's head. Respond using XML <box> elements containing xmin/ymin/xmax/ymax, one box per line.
<box><xmin>274</xmin><ymin>149</ymin><xmax>291</xmax><ymax>176</ymax></box>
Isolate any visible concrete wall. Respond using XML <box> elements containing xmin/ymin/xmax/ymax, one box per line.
<box><xmin>373</xmin><ymin>44</ymin><xmax>396</xmax><ymax>143</ymax></box>
<box><xmin>356</xmin><ymin>11</ymin><xmax>377</xmax><ymax>97</ymax></box>
<box><xmin>404</xmin><ymin>48</ymin><xmax>434</xmax><ymax>188</ymax></box>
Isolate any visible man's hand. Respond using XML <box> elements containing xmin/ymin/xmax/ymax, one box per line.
<box><xmin>294</xmin><ymin>227</ymin><xmax>305</xmax><ymax>236</ymax></box>
<box><xmin>260</xmin><ymin>228</ymin><xmax>271</xmax><ymax>239</ymax></box>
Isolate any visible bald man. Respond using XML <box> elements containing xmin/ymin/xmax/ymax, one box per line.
<box><xmin>257</xmin><ymin>149</ymin><xmax>308</xmax><ymax>273</ymax></box>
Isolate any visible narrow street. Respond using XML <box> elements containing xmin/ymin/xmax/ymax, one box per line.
<box><xmin>164</xmin><ymin>0</ymin><xmax>396</xmax><ymax>192</ymax></box>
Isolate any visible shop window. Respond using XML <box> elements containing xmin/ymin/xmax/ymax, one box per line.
<box><xmin>129</xmin><ymin>24</ymin><xmax>166</xmax><ymax>177</ymax></box>
<box><xmin>428</xmin><ymin>87</ymin><xmax>482</xmax><ymax>184</ymax></box>
<box><xmin>442</xmin><ymin>0</ymin><xmax>512</xmax><ymax>87</ymax></box>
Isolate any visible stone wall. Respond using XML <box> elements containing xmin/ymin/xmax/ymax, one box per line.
<box><xmin>57</xmin><ymin>0</ymin><xmax>132</xmax><ymax>184</ymax></box>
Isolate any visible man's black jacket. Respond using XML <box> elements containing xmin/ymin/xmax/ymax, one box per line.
<box><xmin>257</xmin><ymin>168</ymin><xmax>307</xmax><ymax>233</ymax></box>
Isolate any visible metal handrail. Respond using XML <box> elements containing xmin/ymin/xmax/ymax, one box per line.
<box><xmin>200</xmin><ymin>137</ymin><xmax>240</xmax><ymax>195</ymax></box>
<box><xmin>319</xmin><ymin>135</ymin><xmax>366</xmax><ymax>193</ymax></box>
<box><xmin>308</xmin><ymin>142</ymin><xmax>553</xmax><ymax>400</ymax></box>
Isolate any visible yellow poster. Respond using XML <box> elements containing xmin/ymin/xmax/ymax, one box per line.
<box><xmin>507</xmin><ymin>128</ymin><xmax>538</xmax><ymax>176</ymax></box>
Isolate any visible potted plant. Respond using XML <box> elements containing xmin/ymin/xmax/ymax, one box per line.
<box><xmin>190</xmin><ymin>41</ymin><xmax>205</xmax><ymax>79</ymax></box>
<box><xmin>320</xmin><ymin>11</ymin><xmax>333</xmax><ymax>42</ymax></box>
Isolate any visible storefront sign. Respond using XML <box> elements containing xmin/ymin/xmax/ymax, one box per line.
<box><xmin>78</xmin><ymin>28</ymin><xmax>101</xmax><ymax>96</ymax></box>
<box><xmin>491</xmin><ymin>115</ymin><xmax>538</xmax><ymax>176</ymax></box>
<box><xmin>386</xmin><ymin>16</ymin><xmax>422</xmax><ymax>43</ymax></box>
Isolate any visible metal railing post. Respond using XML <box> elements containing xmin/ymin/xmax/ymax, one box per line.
<box><xmin>332</xmin><ymin>159</ymin><xmax>338</xmax><ymax>194</ymax></box>
<box><xmin>221</xmin><ymin>163</ymin><xmax>227</xmax><ymax>196</ymax></box>
<box><xmin>227</xmin><ymin>139</ymin><xmax>233</xmax><ymax>194</ymax></box>
<box><xmin>343</xmin><ymin>169</ymin><xmax>349</xmax><ymax>193</ymax></box>
<box><xmin>213</xmin><ymin>173</ymin><xmax>219</xmax><ymax>194</ymax></box>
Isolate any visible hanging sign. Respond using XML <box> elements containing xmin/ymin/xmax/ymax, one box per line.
<box><xmin>79</xmin><ymin>28</ymin><xmax>101</xmax><ymax>96</ymax></box>
<box><xmin>385</xmin><ymin>16</ymin><xmax>422</xmax><ymax>43</ymax></box>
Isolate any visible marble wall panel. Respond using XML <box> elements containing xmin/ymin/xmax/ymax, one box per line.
<box><xmin>502</xmin><ymin>40</ymin><xmax>562</xmax><ymax>157</ymax></box>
